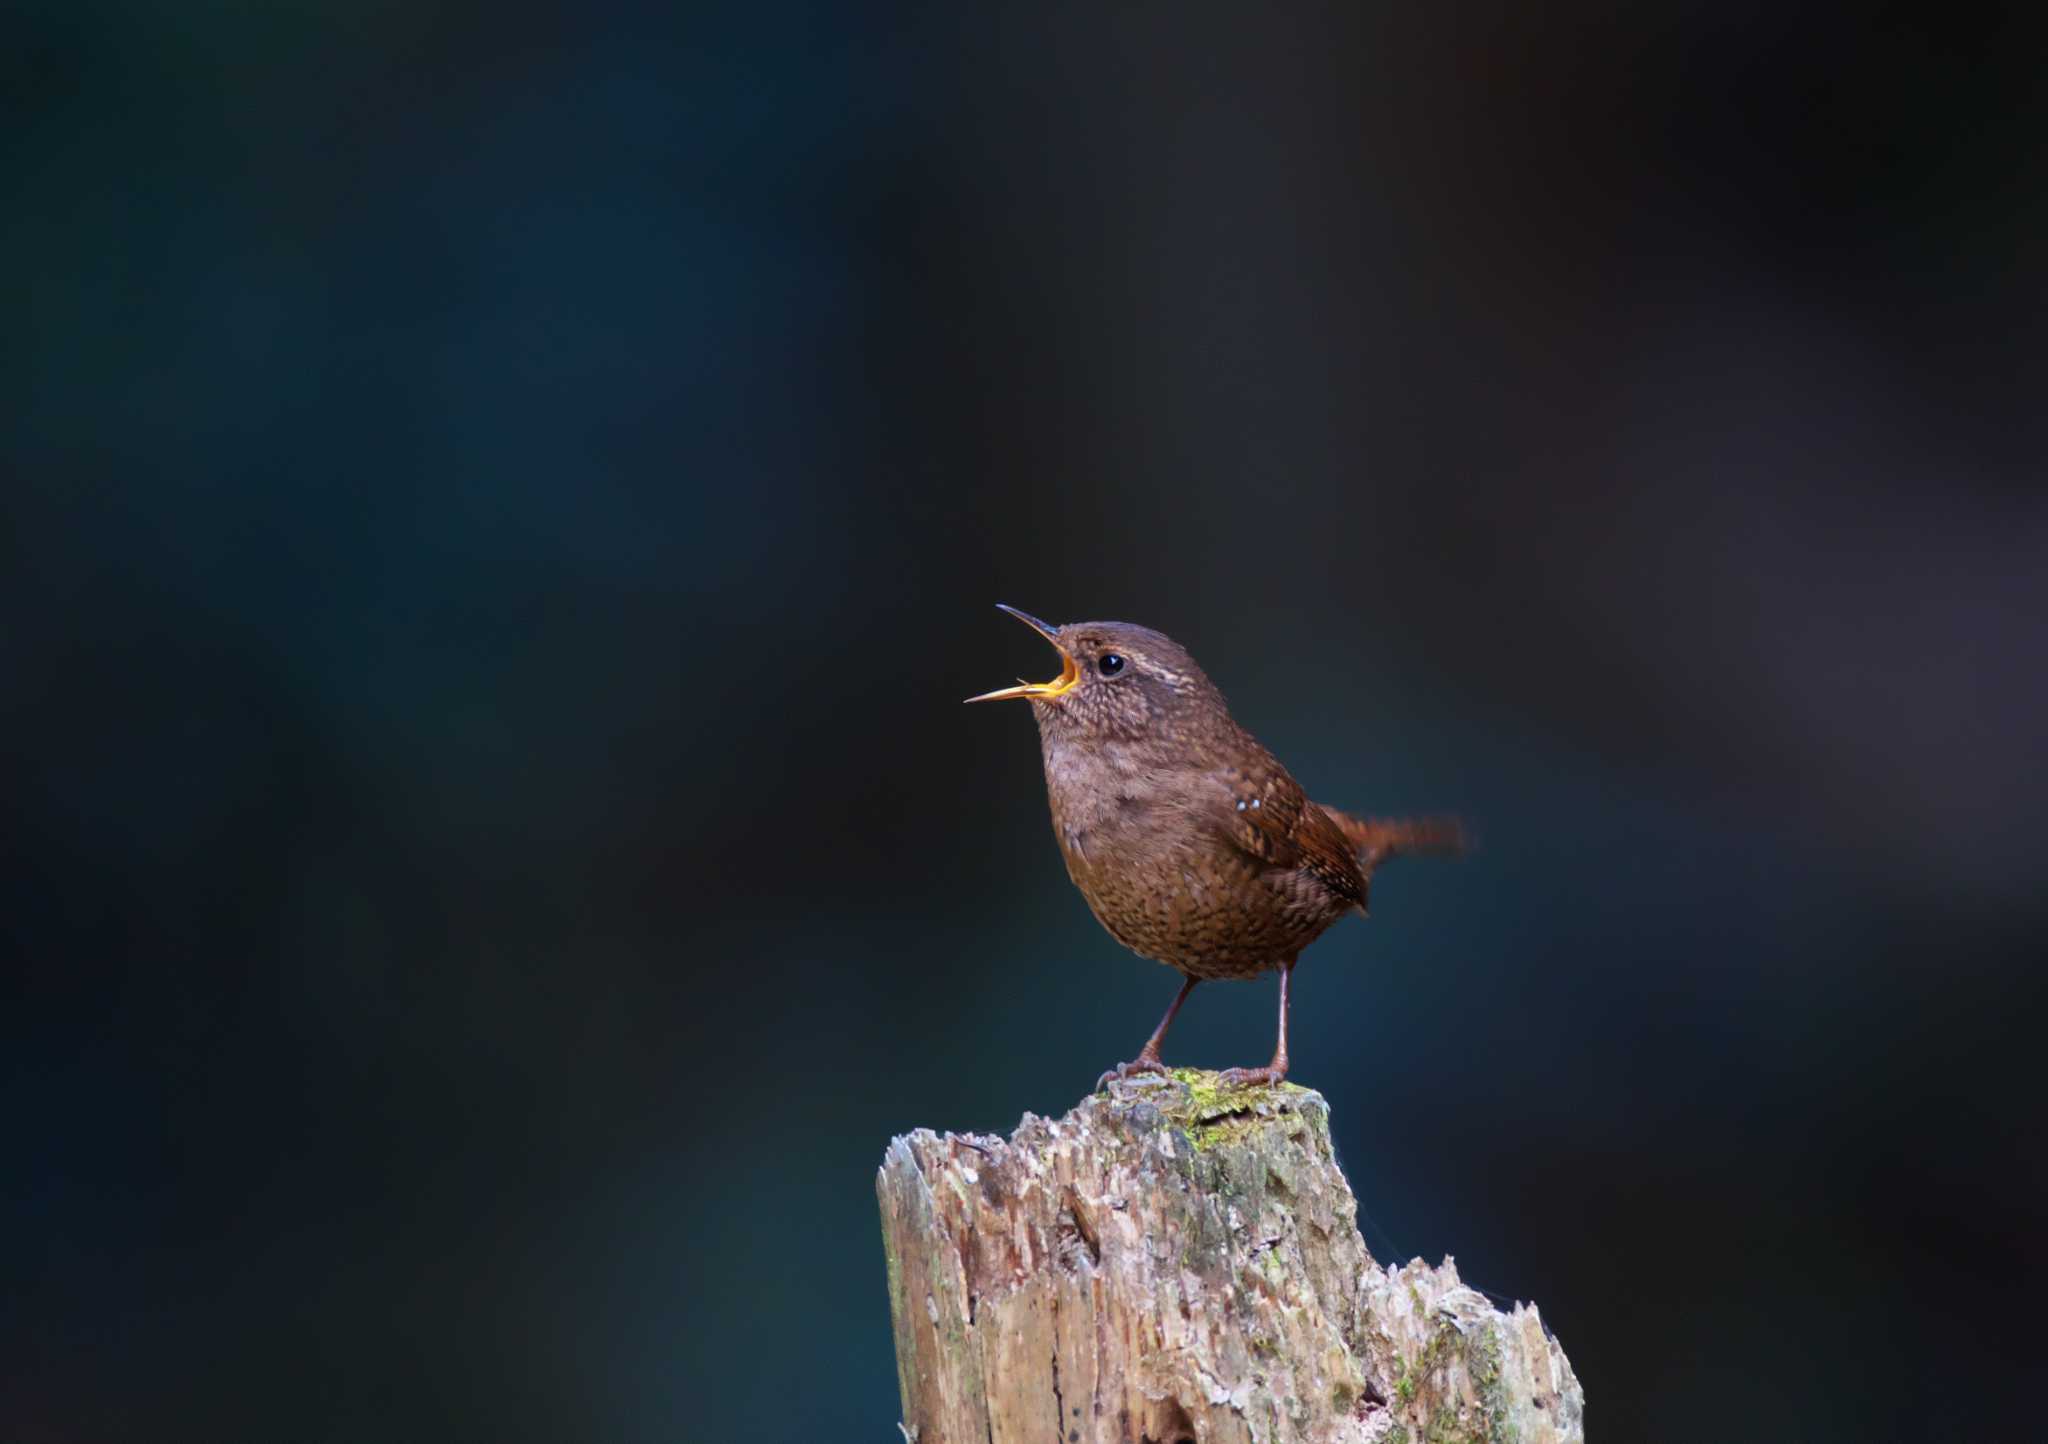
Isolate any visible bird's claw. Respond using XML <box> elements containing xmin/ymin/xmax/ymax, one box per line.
<box><xmin>1096</xmin><ymin>1056</ymin><xmax>1169</xmax><ymax>1091</ymax></box>
<box><xmin>1218</xmin><ymin>1064</ymin><xmax>1288</xmax><ymax>1088</ymax></box>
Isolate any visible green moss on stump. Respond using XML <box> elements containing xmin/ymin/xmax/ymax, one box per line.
<box><xmin>1143</xmin><ymin>1067</ymin><xmax>1317</xmax><ymax>1153</ymax></box>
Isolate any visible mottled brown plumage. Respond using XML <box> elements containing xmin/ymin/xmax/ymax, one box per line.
<box><xmin>967</xmin><ymin>605</ymin><xmax>1463</xmax><ymax>1087</ymax></box>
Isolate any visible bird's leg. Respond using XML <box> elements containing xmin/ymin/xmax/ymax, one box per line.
<box><xmin>1221</xmin><ymin>959</ymin><xmax>1294</xmax><ymax>1087</ymax></box>
<box><xmin>1097</xmin><ymin>976</ymin><xmax>1199</xmax><ymax>1089</ymax></box>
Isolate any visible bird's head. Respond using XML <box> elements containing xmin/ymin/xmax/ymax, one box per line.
<box><xmin>964</xmin><ymin>605</ymin><xmax>1223</xmax><ymax>743</ymax></box>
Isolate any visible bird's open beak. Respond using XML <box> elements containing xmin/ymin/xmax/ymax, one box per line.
<box><xmin>963</xmin><ymin>604</ymin><xmax>1081</xmax><ymax>704</ymax></box>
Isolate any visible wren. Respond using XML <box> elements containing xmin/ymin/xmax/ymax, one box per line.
<box><xmin>967</xmin><ymin>605</ymin><xmax>1463</xmax><ymax>1088</ymax></box>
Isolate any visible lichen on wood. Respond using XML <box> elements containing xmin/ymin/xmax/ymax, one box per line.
<box><xmin>877</xmin><ymin>1070</ymin><xmax>1582</xmax><ymax>1443</ymax></box>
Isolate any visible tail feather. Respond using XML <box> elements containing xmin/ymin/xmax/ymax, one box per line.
<box><xmin>1320</xmin><ymin>810</ymin><xmax>1468</xmax><ymax>874</ymax></box>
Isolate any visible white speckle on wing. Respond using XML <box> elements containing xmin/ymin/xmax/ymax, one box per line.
<box><xmin>1235</xmin><ymin>800</ymin><xmax>1247</xmax><ymax>812</ymax></box>
<box><xmin>1250</xmin><ymin>798</ymin><xmax>1261</xmax><ymax>809</ymax></box>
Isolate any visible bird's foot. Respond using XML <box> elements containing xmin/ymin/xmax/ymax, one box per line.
<box><xmin>1096</xmin><ymin>1054</ymin><xmax>1169</xmax><ymax>1091</ymax></box>
<box><xmin>1218</xmin><ymin>1063</ymin><xmax>1288</xmax><ymax>1088</ymax></box>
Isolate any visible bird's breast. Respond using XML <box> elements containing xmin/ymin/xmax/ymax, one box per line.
<box><xmin>1039</xmin><ymin>740</ymin><xmax>1184</xmax><ymax>860</ymax></box>
<box><xmin>1034</xmin><ymin>737</ymin><xmax>1348</xmax><ymax>978</ymax></box>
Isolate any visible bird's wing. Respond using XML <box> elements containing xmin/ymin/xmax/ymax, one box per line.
<box><xmin>1204</xmin><ymin>755</ymin><xmax>1368</xmax><ymax>909</ymax></box>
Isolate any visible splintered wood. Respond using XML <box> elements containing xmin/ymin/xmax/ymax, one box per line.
<box><xmin>878</xmin><ymin>1072</ymin><xmax>1582</xmax><ymax>1444</ymax></box>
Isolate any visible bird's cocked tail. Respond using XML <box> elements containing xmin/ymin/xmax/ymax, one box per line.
<box><xmin>1322</xmin><ymin>811</ymin><xmax>1467</xmax><ymax>875</ymax></box>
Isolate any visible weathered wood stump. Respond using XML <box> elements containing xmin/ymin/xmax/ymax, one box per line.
<box><xmin>878</xmin><ymin>1070</ymin><xmax>1582</xmax><ymax>1444</ymax></box>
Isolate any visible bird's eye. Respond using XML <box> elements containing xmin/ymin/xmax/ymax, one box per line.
<box><xmin>1098</xmin><ymin>653</ymin><xmax>1125</xmax><ymax>676</ymax></box>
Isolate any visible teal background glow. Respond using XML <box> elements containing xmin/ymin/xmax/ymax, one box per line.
<box><xmin>6</xmin><ymin>4</ymin><xmax>2043</xmax><ymax>1440</ymax></box>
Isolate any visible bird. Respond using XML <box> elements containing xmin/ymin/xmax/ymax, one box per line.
<box><xmin>966</xmin><ymin>604</ymin><xmax>1463</xmax><ymax>1088</ymax></box>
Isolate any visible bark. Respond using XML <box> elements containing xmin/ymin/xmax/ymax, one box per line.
<box><xmin>878</xmin><ymin>1071</ymin><xmax>1582</xmax><ymax>1444</ymax></box>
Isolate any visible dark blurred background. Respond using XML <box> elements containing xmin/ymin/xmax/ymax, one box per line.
<box><xmin>6</xmin><ymin>2</ymin><xmax>2044</xmax><ymax>1440</ymax></box>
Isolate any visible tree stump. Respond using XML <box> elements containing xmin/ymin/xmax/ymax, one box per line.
<box><xmin>877</xmin><ymin>1070</ymin><xmax>1582</xmax><ymax>1444</ymax></box>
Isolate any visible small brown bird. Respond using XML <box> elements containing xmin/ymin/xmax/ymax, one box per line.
<box><xmin>967</xmin><ymin>605</ymin><xmax>1462</xmax><ymax>1087</ymax></box>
